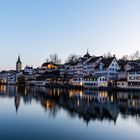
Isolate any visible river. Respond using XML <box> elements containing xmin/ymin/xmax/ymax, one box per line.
<box><xmin>0</xmin><ymin>85</ymin><xmax>139</xmax><ymax>140</ymax></box>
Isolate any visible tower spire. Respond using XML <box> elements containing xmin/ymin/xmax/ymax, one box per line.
<box><xmin>87</xmin><ymin>49</ymin><xmax>89</xmax><ymax>54</ymax></box>
<box><xmin>17</xmin><ymin>55</ymin><xmax>21</xmax><ymax>63</ymax></box>
<box><xmin>16</xmin><ymin>55</ymin><xmax>22</xmax><ymax>72</ymax></box>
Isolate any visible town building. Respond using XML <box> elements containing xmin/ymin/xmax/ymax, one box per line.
<box><xmin>94</xmin><ymin>56</ymin><xmax>120</xmax><ymax>80</ymax></box>
<box><xmin>24</xmin><ymin>66</ymin><xmax>34</xmax><ymax>75</ymax></box>
<box><xmin>127</xmin><ymin>69</ymin><xmax>140</xmax><ymax>87</ymax></box>
<box><xmin>66</xmin><ymin>51</ymin><xmax>92</xmax><ymax>78</ymax></box>
<box><xmin>67</xmin><ymin>51</ymin><xmax>103</xmax><ymax>78</ymax></box>
<box><xmin>117</xmin><ymin>79</ymin><xmax>128</xmax><ymax>89</ymax></box>
<box><xmin>83</xmin><ymin>76</ymin><xmax>108</xmax><ymax>89</ymax></box>
<box><xmin>42</xmin><ymin>62</ymin><xmax>59</xmax><ymax>71</ymax></box>
<box><xmin>83</xmin><ymin>56</ymin><xmax>103</xmax><ymax>76</ymax></box>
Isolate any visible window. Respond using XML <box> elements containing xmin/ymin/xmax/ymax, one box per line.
<box><xmin>129</xmin><ymin>76</ymin><xmax>135</xmax><ymax>80</ymax></box>
<box><xmin>136</xmin><ymin>76</ymin><xmax>140</xmax><ymax>80</ymax></box>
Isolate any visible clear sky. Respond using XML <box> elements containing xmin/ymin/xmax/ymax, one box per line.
<box><xmin>0</xmin><ymin>0</ymin><xmax>140</xmax><ymax>70</ymax></box>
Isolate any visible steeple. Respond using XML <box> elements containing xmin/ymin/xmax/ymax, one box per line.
<box><xmin>16</xmin><ymin>55</ymin><xmax>22</xmax><ymax>72</ymax></box>
<box><xmin>17</xmin><ymin>55</ymin><xmax>21</xmax><ymax>63</ymax></box>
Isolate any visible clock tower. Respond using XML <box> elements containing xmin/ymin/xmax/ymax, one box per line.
<box><xmin>16</xmin><ymin>55</ymin><xmax>22</xmax><ymax>72</ymax></box>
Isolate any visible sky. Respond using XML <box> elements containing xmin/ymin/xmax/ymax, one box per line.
<box><xmin>0</xmin><ymin>0</ymin><xmax>140</xmax><ymax>70</ymax></box>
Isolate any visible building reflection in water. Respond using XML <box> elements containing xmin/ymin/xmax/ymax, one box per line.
<box><xmin>15</xmin><ymin>93</ymin><xmax>20</xmax><ymax>113</ymax></box>
<box><xmin>0</xmin><ymin>85</ymin><xmax>140</xmax><ymax>124</ymax></box>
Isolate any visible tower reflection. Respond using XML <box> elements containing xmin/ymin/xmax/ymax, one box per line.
<box><xmin>0</xmin><ymin>85</ymin><xmax>140</xmax><ymax>124</ymax></box>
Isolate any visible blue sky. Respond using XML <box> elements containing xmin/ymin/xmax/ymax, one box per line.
<box><xmin>0</xmin><ymin>0</ymin><xmax>140</xmax><ymax>70</ymax></box>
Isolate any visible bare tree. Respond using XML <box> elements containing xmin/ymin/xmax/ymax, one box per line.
<box><xmin>133</xmin><ymin>50</ymin><xmax>140</xmax><ymax>60</ymax></box>
<box><xmin>121</xmin><ymin>55</ymin><xmax>129</xmax><ymax>60</ymax></box>
<box><xmin>50</xmin><ymin>53</ymin><xmax>61</xmax><ymax>64</ymax></box>
<box><xmin>45</xmin><ymin>58</ymin><xmax>50</xmax><ymax>62</ymax></box>
<box><xmin>120</xmin><ymin>50</ymin><xmax>140</xmax><ymax>61</ymax></box>
<box><xmin>129</xmin><ymin>54</ymin><xmax>134</xmax><ymax>61</ymax></box>
<box><xmin>103</xmin><ymin>52</ymin><xmax>112</xmax><ymax>58</ymax></box>
<box><xmin>46</xmin><ymin>53</ymin><xmax>61</xmax><ymax>64</ymax></box>
<box><xmin>66</xmin><ymin>54</ymin><xmax>79</xmax><ymax>64</ymax></box>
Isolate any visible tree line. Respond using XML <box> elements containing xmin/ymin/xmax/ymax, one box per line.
<box><xmin>45</xmin><ymin>50</ymin><xmax>140</xmax><ymax>65</ymax></box>
<box><xmin>121</xmin><ymin>50</ymin><xmax>140</xmax><ymax>60</ymax></box>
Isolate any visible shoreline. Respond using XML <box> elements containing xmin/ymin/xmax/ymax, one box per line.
<box><xmin>1</xmin><ymin>83</ymin><xmax>140</xmax><ymax>92</ymax></box>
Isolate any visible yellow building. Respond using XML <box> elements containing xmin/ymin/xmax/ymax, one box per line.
<box><xmin>42</xmin><ymin>62</ymin><xmax>59</xmax><ymax>69</ymax></box>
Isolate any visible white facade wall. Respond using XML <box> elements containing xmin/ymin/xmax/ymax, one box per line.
<box><xmin>117</xmin><ymin>81</ymin><xmax>128</xmax><ymax>88</ymax></box>
<box><xmin>71</xmin><ymin>78</ymin><xmax>83</xmax><ymax>86</ymax></box>
<box><xmin>68</xmin><ymin>63</ymin><xmax>84</xmax><ymax>77</ymax></box>
<box><xmin>127</xmin><ymin>71</ymin><xmax>140</xmax><ymax>82</ymax></box>
<box><xmin>67</xmin><ymin>57</ymin><xmax>102</xmax><ymax>77</ymax></box>
<box><xmin>24</xmin><ymin>66</ymin><xmax>33</xmax><ymax>75</ymax></box>
<box><xmin>97</xmin><ymin>76</ymin><xmax>108</xmax><ymax>87</ymax></box>
<box><xmin>94</xmin><ymin>58</ymin><xmax>120</xmax><ymax>80</ymax></box>
<box><xmin>83</xmin><ymin>76</ymin><xmax>108</xmax><ymax>88</ymax></box>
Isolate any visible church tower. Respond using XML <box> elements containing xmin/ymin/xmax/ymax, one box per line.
<box><xmin>84</xmin><ymin>49</ymin><xmax>91</xmax><ymax>58</ymax></box>
<box><xmin>16</xmin><ymin>55</ymin><xmax>22</xmax><ymax>72</ymax></box>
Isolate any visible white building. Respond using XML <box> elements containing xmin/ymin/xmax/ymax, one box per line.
<box><xmin>24</xmin><ymin>66</ymin><xmax>34</xmax><ymax>75</ymax></box>
<box><xmin>117</xmin><ymin>79</ymin><xmax>128</xmax><ymax>89</ymax></box>
<box><xmin>66</xmin><ymin>51</ymin><xmax>91</xmax><ymax>77</ymax></box>
<box><xmin>67</xmin><ymin>51</ymin><xmax>103</xmax><ymax>78</ymax></box>
<box><xmin>68</xmin><ymin>62</ymin><xmax>84</xmax><ymax>77</ymax></box>
<box><xmin>94</xmin><ymin>57</ymin><xmax>120</xmax><ymax>80</ymax></box>
<box><xmin>71</xmin><ymin>77</ymin><xmax>83</xmax><ymax>86</ymax></box>
<box><xmin>83</xmin><ymin>76</ymin><xmax>108</xmax><ymax>89</ymax></box>
<box><xmin>71</xmin><ymin>76</ymin><xmax>108</xmax><ymax>89</ymax></box>
<box><xmin>127</xmin><ymin>69</ymin><xmax>140</xmax><ymax>87</ymax></box>
<box><xmin>83</xmin><ymin>56</ymin><xmax>103</xmax><ymax>76</ymax></box>
<box><xmin>59</xmin><ymin>64</ymin><xmax>68</xmax><ymax>78</ymax></box>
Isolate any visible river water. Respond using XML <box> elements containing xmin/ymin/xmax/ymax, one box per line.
<box><xmin>0</xmin><ymin>85</ymin><xmax>139</xmax><ymax>140</ymax></box>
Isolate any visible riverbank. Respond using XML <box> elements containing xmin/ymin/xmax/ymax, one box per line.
<box><xmin>1</xmin><ymin>83</ymin><xmax>140</xmax><ymax>92</ymax></box>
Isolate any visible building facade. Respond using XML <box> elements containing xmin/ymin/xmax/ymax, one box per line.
<box><xmin>94</xmin><ymin>57</ymin><xmax>120</xmax><ymax>80</ymax></box>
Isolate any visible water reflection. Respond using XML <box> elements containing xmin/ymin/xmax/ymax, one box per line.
<box><xmin>0</xmin><ymin>85</ymin><xmax>140</xmax><ymax>124</ymax></box>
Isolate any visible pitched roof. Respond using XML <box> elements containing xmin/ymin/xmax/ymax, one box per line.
<box><xmin>86</xmin><ymin>56</ymin><xmax>102</xmax><ymax>64</ymax></box>
<box><xmin>95</xmin><ymin>57</ymin><xmax>115</xmax><ymax>69</ymax></box>
<box><xmin>69</xmin><ymin>61</ymin><xmax>79</xmax><ymax>66</ymax></box>
<box><xmin>118</xmin><ymin>59</ymin><xmax>140</xmax><ymax>71</ymax></box>
<box><xmin>128</xmin><ymin>68</ymin><xmax>140</xmax><ymax>72</ymax></box>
